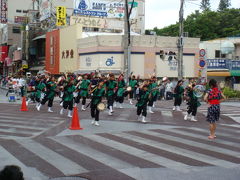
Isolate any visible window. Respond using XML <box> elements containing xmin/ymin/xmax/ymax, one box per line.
<box><xmin>215</xmin><ymin>50</ymin><xmax>221</xmax><ymax>58</ymax></box>
<box><xmin>23</xmin><ymin>10</ymin><xmax>28</xmax><ymax>13</ymax></box>
<box><xmin>16</xmin><ymin>9</ymin><xmax>22</xmax><ymax>13</ymax></box>
<box><xmin>12</xmin><ymin>26</ymin><xmax>21</xmax><ymax>34</ymax></box>
<box><xmin>215</xmin><ymin>50</ymin><xmax>226</xmax><ymax>58</ymax></box>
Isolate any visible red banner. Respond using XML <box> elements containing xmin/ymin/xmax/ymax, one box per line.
<box><xmin>0</xmin><ymin>46</ymin><xmax>8</xmax><ymax>62</ymax></box>
<box><xmin>0</xmin><ymin>0</ymin><xmax>8</xmax><ymax>23</ymax></box>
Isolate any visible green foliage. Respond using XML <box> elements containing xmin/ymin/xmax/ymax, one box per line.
<box><xmin>223</xmin><ymin>87</ymin><xmax>240</xmax><ymax>98</ymax></box>
<box><xmin>201</xmin><ymin>0</ymin><xmax>211</xmax><ymax>11</ymax></box>
<box><xmin>218</xmin><ymin>0</ymin><xmax>231</xmax><ymax>11</ymax></box>
<box><xmin>148</xmin><ymin>8</ymin><xmax>240</xmax><ymax>41</ymax></box>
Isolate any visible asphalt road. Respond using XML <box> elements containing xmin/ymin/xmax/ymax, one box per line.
<box><xmin>0</xmin><ymin>89</ymin><xmax>239</xmax><ymax>180</ymax></box>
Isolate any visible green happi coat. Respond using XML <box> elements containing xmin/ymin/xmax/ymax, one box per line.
<box><xmin>148</xmin><ymin>82</ymin><xmax>159</xmax><ymax>97</ymax></box>
<box><xmin>174</xmin><ymin>86</ymin><xmax>184</xmax><ymax>98</ymax></box>
<box><xmin>136</xmin><ymin>90</ymin><xmax>150</xmax><ymax>107</ymax></box>
<box><xmin>92</xmin><ymin>88</ymin><xmax>105</xmax><ymax>105</ymax></box>
<box><xmin>63</xmin><ymin>85</ymin><xmax>76</xmax><ymax>102</ymax></box>
<box><xmin>36</xmin><ymin>81</ymin><xmax>46</xmax><ymax>99</ymax></box>
<box><xmin>79</xmin><ymin>79</ymin><xmax>90</xmax><ymax>97</ymax></box>
<box><xmin>117</xmin><ymin>80</ymin><xmax>126</xmax><ymax>97</ymax></box>
<box><xmin>106</xmin><ymin>80</ymin><xmax>117</xmax><ymax>97</ymax></box>
<box><xmin>46</xmin><ymin>81</ymin><xmax>57</xmax><ymax>99</ymax></box>
<box><xmin>129</xmin><ymin>79</ymin><xmax>137</xmax><ymax>88</ymax></box>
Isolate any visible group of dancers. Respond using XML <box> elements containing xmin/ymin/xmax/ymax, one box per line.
<box><xmin>30</xmin><ymin>73</ymin><xmax>161</xmax><ymax>125</ymax></box>
<box><xmin>27</xmin><ymin>72</ymin><xmax>225</xmax><ymax>138</ymax></box>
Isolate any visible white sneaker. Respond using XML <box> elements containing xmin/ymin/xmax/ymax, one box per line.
<box><xmin>60</xmin><ymin>102</ymin><xmax>63</xmax><ymax>106</ymax></box>
<box><xmin>142</xmin><ymin>116</ymin><xmax>147</xmax><ymax>123</ymax></box>
<box><xmin>91</xmin><ymin>120</ymin><xmax>95</xmax><ymax>125</ymax></box>
<box><xmin>36</xmin><ymin>103</ymin><xmax>40</xmax><ymax>109</ymax></box>
<box><xmin>172</xmin><ymin>106</ymin><xmax>176</xmax><ymax>111</ymax></box>
<box><xmin>184</xmin><ymin>114</ymin><xmax>189</xmax><ymax>120</ymax></box>
<box><xmin>68</xmin><ymin>112</ymin><xmax>72</xmax><ymax>118</ymax></box>
<box><xmin>130</xmin><ymin>99</ymin><xmax>133</xmax><ymax>105</ymax></box>
<box><xmin>37</xmin><ymin>104</ymin><xmax>41</xmax><ymax>111</ymax></box>
<box><xmin>190</xmin><ymin>116</ymin><xmax>198</xmax><ymax>122</ymax></box>
<box><xmin>108</xmin><ymin>111</ymin><xmax>113</xmax><ymax>116</ymax></box>
<box><xmin>94</xmin><ymin>121</ymin><xmax>100</xmax><ymax>126</ymax></box>
<box><xmin>109</xmin><ymin>106</ymin><xmax>113</xmax><ymax>113</ymax></box>
<box><xmin>148</xmin><ymin>107</ymin><xmax>154</xmax><ymax>113</ymax></box>
<box><xmin>81</xmin><ymin>105</ymin><xmax>86</xmax><ymax>111</ymax></box>
<box><xmin>119</xmin><ymin>104</ymin><xmax>123</xmax><ymax>109</ymax></box>
<box><xmin>48</xmin><ymin>108</ymin><xmax>53</xmax><ymax>113</ymax></box>
<box><xmin>60</xmin><ymin>108</ymin><xmax>64</xmax><ymax>115</ymax></box>
<box><xmin>176</xmin><ymin>106</ymin><xmax>182</xmax><ymax>111</ymax></box>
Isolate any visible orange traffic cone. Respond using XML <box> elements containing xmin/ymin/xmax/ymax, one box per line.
<box><xmin>20</xmin><ymin>96</ymin><xmax>28</xmax><ymax>111</ymax></box>
<box><xmin>69</xmin><ymin>106</ymin><xmax>83</xmax><ymax>130</ymax></box>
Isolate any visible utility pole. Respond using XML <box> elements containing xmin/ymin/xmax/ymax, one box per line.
<box><xmin>178</xmin><ymin>0</ymin><xmax>184</xmax><ymax>80</ymax></box>
<box><xmin>124</xmin><ymin>0</ymin><xmax>131</xmax><ymax>83</ymax></box>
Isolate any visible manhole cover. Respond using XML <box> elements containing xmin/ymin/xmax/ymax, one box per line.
<box><xmin>50</xmin><ymin>177</ymin><xmax>89</xmax><ymax>180</ymax></box>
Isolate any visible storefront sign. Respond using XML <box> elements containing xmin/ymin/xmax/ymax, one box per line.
<box><xmin>62</xmin><ymin>49</ymin><xmax>74</xmax><ymax>59</ymax></box>
<box><xmin>74</xmin><ymin>0</ymin><xmax>137</xmax><ymax>18</ymax></box>
<box><xmin>70</xmin><ymin>16</ymin><xmax>104</xmax><ymax>28</ymax></box>
<box><xmin>0</xmin><ymin>46</ymin><xmax>8</xmax><ymax>62</ymax></box>
<box><xmin>40</xmin><ymin>0</ymin><xmax>51</xmax><ymax>21</ymax></box>
<box><xmin>207</xmin><ymin>59</ymin><xmax>228</xmax><ymax>69</ymax></box>
<box><xmin>231</xmin><ymin>61</ymin><xmax>240</xmax><ymax>70</ymax></box>
<box><xmin>56</xmin><ymin>6</ymin><xmax>66</xmax><ymax>26</ymax></box>
<box><xmin>85</xmin><ymin>57</ymin><xmax>92</xmax><ymax>67</ymax></box>
<box><xmin>0</xmin><ymin>0</ymin><xmax>8</xmax><ymax>23</ymax></box>
<box><xmin>14</xmin><ymin>16</ymin><xmax>28</xmax><ymax>24</ymax></box>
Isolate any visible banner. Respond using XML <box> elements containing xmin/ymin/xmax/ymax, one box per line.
<box><xmin>0</xmin><ymin>0</ymin><xmax>8</xmax><ymax>23</ymax></box>
<box><xmin>39</xmin><ymin>0</ymin><xmax>51</xmax><ymax>21</ymax></box>
<box><xmin>56</xmin><ymin>6</ymin><xmax>66</xmax><ymax>26</ymax></box>
<box><xmin>73</xmin><ymin>0</ymin><xmax>138</xmax><ymax>19</ymax></box>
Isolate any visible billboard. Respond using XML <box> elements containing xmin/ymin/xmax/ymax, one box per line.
<box><xmin>56</xmin><ymin>6</ymin><xmax>66</xmax><ymax>26</ymax></box>
<box><xmin>40</xmin><ymin>0</ymin><xmax>51</xmax><ymax>21</ymax></box>
<box><xmin>73</xmin><ymin>0</ymin><xmax>138</xmax><ymax>19</ymax></box>
<box><xmin>0</xmin><ymin>0</ymin><xmax>8</xmax><ymax>23</ymax></box>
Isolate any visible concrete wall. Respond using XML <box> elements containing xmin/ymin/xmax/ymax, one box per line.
<box><xmin>7</xmin><ymin>0</ymin><xmax>32</xmax><ymax>24</ymax></box>
<box><xmin>77</xmin><ymin>35</ymin><xmax>200</xmax><ymax>78</ymax></box>
<box><xmin>59</xmin><ymin>24</ymin><xmax>82</xmax><ymax>73</ymax></box>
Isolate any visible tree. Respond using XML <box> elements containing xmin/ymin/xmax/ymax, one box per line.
<box><xmin>200</xmin><ymin>0</ymin><xmax>211</xmax><ymax>11</ymax></box>
<box><xmin>148</xmin><ymin>8</ymin><xmax>240</xmax><ymax>41</ymax></box>
<box><xmin>218</xmin><ymin>0</ymin><xmax>231</xmax><ymax>11</ymax></box>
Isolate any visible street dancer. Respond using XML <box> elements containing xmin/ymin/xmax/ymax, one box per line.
<box><xmin>60</xmin><ymin>79</ymin><xmax>76</xmax><ymax>117</ymax></box>
<box><xmin>173</xmin><ymin>80</ymin><xmax>184</xmax><ymax>111</ymax></box>
<box><xmin>115</xmin><ymin>74</ymin><xmax>126</xmax><ymax>109</ymax></box>
<box><xmin>37</xmin><ymin>76</ymin><xmax>57</xmax><ymax>112</ymax></box>
<box><xmin>184</xmin><ymin>83</ymin><xmax>201</xmax><ymax>122</ymax></box>
<box><xmin>136</xmin><ymin>83</ymin><xmax>150</xmax><ymax>123</ymax></box>
<box><xmin>147</xmin><ymin>76</ymin><xmax>159</xmax><ymax>113</ymax></box>
<box><xmin>75</xmin><ymin>74</ymin><xmax>91</xmax><ymax>111</ymax></box>
<box><xmin>90</xmin><ymin>81</ymin><xmax>105</xmax><ymax>126</ymax></box>
<box><xmin>204</xmin><ymin>79</ymin><xmax>226</xmax><ymax>139</ymax></box>
<box><xmin>128</xmin><ymin>74</ymin><xmax>138</xmax><ymax>104</ymax></box>
<box><xmin>105</xmin><ymin>74</ymin><xmax>117</xmax><ymax>115</ymax></box>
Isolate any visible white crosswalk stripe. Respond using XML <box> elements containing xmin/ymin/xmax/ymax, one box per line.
<box><xmin>0</xmin><ymin>126</ymin><xmax>239</xmax><ymax>178</ymax></box>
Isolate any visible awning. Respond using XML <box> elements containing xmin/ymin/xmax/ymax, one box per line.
<box><xmin>32</xmin><ymin>34</ymin><xmax>46</xmax><ymax>41</ymax></box>
<box><xmin>73</xmin><ymin>69</ymin><xmax>121</xmax><ymax>74</ymax></box>
<box><xmin>230</xmin><ymin>70</ymin><xmax>240</xmax><ymax>76</ymax></box>
<box><xmin>207</xmin><ymin>71</ymin><xmax>231</xmax><ymax>77</ymax></box>
<box><xmin>29</xmin><ymin>66</ymin><xmax>45</xmax><ymax>71</ymax></box>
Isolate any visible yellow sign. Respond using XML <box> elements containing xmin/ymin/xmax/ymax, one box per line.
<box><xmin>22</xmin><ymin>64</ymin><xmax>28</xmax><ymax>69</ymax></box>
<box><xmin>56</xmin><ymin>6</ymin><xmax>66</xmax><ymax>26</ymax></box>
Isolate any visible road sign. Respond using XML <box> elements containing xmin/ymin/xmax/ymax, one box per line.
<box><xmin>199</xmin><ymin>60</ymin><xmax>206</xmax><ymax>68</ymax></box>
<box><xmin>199</xmin><ymin>49</ymin><xmax>206</xmax><ymax>57</ymax></box>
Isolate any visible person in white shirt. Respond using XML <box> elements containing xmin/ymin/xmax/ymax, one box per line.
<box><xmin>164</xmin><ymin>80</ymin><xmax>173</xmax><ymax>100</ymax></box>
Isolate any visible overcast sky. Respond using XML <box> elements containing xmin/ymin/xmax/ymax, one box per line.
<box><xmin>145</xmin><ymin>0</ymin><xmax>240</xmax><ymax>29</ymax></box>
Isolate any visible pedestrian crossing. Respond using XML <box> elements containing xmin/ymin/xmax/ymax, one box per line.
<box><xmin>0</xmin><ymin>126</ymin><xmax>239</xmax><ymax>180</ymax></box>
<box><xmin>0</xmin><ymin>111</ymin><xmax>65</xmax><ymax>139</ymax></box>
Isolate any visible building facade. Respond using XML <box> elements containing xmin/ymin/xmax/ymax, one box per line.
<box><xmin>200</xmin><ymin>38</ymin><xmax>240</xmax><ymax>88</ymax></box>
<box><xmin>45</xmin><ymin>24</ymin><xmax>200</xmax><ymax>79</ymax></box>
